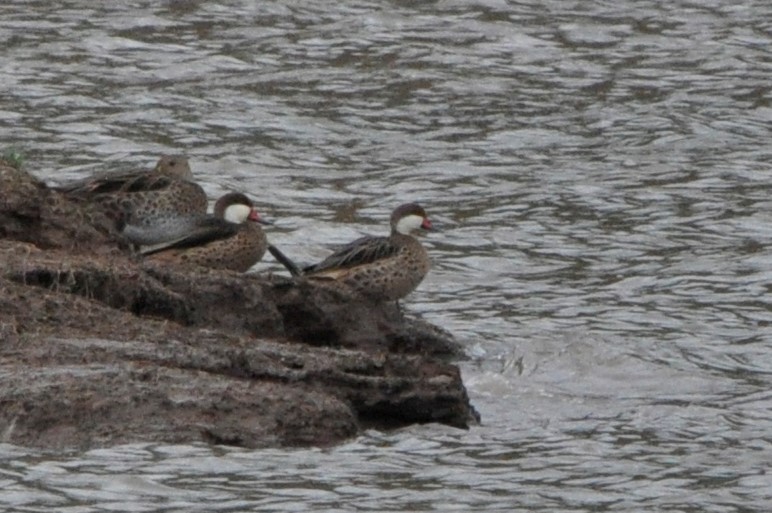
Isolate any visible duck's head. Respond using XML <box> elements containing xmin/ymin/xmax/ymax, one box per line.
<box><xmin>153</xmin><ymin>155</ymin><xmax>193</xmax><ymax>180</ymax></box>
<box><xmin>215</xmin><ymin>192</ymin><xmax>271</xmax><ymax>225</ymax></box>
<box><xmin>391</xmin><ymin>203</ymin><xmax>432</xmax><ymax>235</ymax></box>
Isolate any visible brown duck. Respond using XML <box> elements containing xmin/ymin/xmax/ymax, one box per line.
<box><xmin>57</xmin><ymin>155</ymin><xmax>208</xmax><ymax>246</ymax></box>
<box><xmin>142</xmin><ymin>192</ymin><xmax>270</xmax><ymax>272</ymax></box>
<box><xmin>270</xmin><ymin>203</ymin><xmax>432</xmax><ymax>301</ymax></box>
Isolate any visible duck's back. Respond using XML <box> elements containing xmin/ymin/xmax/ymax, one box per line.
<box><xmin>304</xmin><ymin>235</ymin><xmax>398</xmax><ymax>273</ymax></box>
<box><xmin>144</xmin><ymin>221</ymin><xmax>267</xmax><ymax>273</ymax></box>
<box><xmin>307</xmin><ymin>234</ymin><xmax>429</xmax><ymax>301</ymax></box>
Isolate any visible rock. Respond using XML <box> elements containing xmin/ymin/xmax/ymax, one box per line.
<box><xmin>0</xmin><ymin>164</ymin><xmax>477</xmax><ymax>449</ymax></box>
<box><xmin>0</xmin><ymin>161</ymin><xmax>122</xmax><ymax>252</ymax></box>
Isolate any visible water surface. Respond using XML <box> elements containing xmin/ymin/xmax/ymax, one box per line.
<box><xmin>1</xmin><ymin>0</ymin><xmax>771</xmax><ymax>511</ymax></box>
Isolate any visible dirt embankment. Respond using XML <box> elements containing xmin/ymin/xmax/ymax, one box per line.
<box><xmin>0</xmin><ymin>162</ymin><xmax>477</xmax><ymax>449</ymax></box>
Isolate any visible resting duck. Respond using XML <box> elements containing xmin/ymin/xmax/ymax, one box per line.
<box><xmin>57</xmin><ymin>155</ymin><xmax>208</xmax><ymax>247</ymax></box>
<box><xmin>141</xmin><ymin>192</ymin><xmax>271</xmax><ymax>272</ymax></box>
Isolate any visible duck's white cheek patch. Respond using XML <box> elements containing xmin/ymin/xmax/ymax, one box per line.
<box><xmin>224</xmin><ymin>204</ymin><xmax>252</xmax><ymax>223</ymax></box>
<box><xmin>395</xmin><ymin>214</ymin><xmax>425</xmax><ymax>234</ymax></box>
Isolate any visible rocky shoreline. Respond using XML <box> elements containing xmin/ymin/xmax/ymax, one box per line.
<box><xmin>0</xmin><ymin>160</ymin><xmax>477</xmax><ymax>449</ymax></box>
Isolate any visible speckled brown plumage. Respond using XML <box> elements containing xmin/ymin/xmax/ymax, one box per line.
<box><xmin>272</xmin><ymin>203</ymin><xmax>432</xmax><ymax>301</ymax></box>
<box><xmin>59</xmin><ymin>155</ymin><xmax>194</xmax><ymax>196</ymax></box>
<box><xmin>57</xmin><ymin>155</ymin><xmax>208</xmax><ymax>246</ymax></box>
<box><xmin>309</xmin><ymin>233</ymin><xmax>430</xmax><ymax>301</ymax></box>
<box><xmin>142</xmin><ymin>192</ymin><xmax>269</xmax><ymax>272</ymax></box>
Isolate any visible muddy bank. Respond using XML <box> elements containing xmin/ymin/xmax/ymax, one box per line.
<box><xmin>0</xmin><ymin>161</ymin><xmax>476</xmax><ymax>449</ymax></box>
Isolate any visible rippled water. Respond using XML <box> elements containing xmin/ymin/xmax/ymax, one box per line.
<box><xmin>2</xmin><ymin>0</ymin><xmax>772</xmax><ymax>511</ymax></box>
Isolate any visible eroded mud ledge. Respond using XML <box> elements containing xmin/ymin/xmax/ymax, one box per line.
<box><xmin>0</xmin><ymin>162</ymin><xmax>476</xmax><ymax>449</ymax></box>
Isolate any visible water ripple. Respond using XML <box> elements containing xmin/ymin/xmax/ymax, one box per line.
<box><xmin>2</xmin><ymin>0</ymin><xmax>772</xmax><ymax>510</ymax></box>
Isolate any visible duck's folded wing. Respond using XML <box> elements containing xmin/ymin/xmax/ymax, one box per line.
<box><xmin>57</xmin><ymin>171</ymin><xmax>173</xmax><ymax>196</ymax></box>
<box><xmin>304</xmin><ymin>235</ymin><xmax>399</xmax><ymax>273</ymax></box>
<box><xmin>139</xmin><ymin>218</ymin><xmax>239</xmax><ymax>256</ymax></box>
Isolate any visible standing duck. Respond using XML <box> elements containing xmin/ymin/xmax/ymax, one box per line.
<box><xmin>57</xmin><ymin>155</ymin><xmax>208</xmax><ymax>246</ymax></box>
<box><xmin>141</xmin><ymin>192</ymin><xmax>271</xmax><ymax>272</ymax></box>
<box><xmin>270</xmin><ymin>203</ymin><xmax>432</xmax><ymax>301</ymax></box>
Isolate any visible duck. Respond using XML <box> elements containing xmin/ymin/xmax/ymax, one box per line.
<box><xmin>56</xmin><ymin>155</ymin><xmax>208</xmax><ymax>246</ymax></box>
<box><xmin>141</xmin><ymin>192</ymin><xmax>271</xmax><ymax>272</ymax></box>
<box><xmin>269</xmin><ymin>203</ymin><xmax>432</xmax><ymax>301</ymax></box>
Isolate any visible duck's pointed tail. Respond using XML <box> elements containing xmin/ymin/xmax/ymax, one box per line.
<box><xmin>268</xmin><ymin>244</ymin><xmax>303</xmax><ymax>277</ymax></box>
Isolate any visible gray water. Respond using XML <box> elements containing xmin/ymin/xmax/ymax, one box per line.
<box><xmin>2</xmin><ymin>0</ymin><xmax>772</xmax><ymax>511</ymax></box>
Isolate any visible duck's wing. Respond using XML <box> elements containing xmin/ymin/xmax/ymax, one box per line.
<box><xmin>139</xmin><ymin>217</ymin><xmax>240</xmax><ymax>256</ymax></box>
<box><xmin>304</xmin><ymin>235</ymin><xmax>399</xmax><ymax>273</ymax></box>
<box><xmin>118</xmin><ymin>173</ymin><xmax>181</xmax><ymax>193</ymax></box>
<box><xmin>57</xmin><ymin>171</ymin><xmax>176</xmax><ymax>196</ymax></box>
